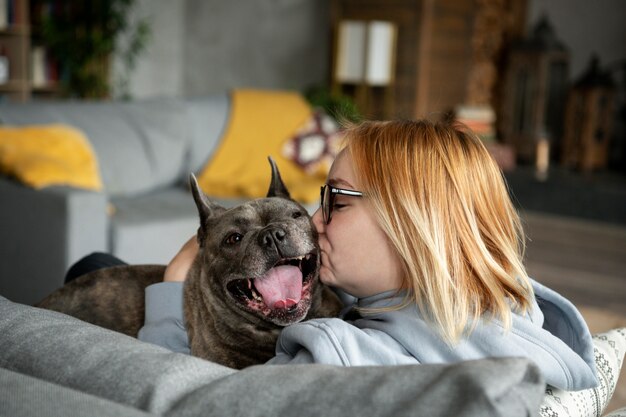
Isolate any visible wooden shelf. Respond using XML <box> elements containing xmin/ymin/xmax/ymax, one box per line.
<box><xmin>0</xmin><ymin>80</ymin><xmax>29</xmax><ymax>91</ymax></box>
<box><xmin>330</xmin><ymin>0</ymin><xmax>528</xmax><ymax>120</ymax></box>
<box><xmin>0</xmin><ymin>0</ymin><xmax>31</xmax><ymax>102</ymax></box>
<box><xmin>32</xmin><ymin>83</ymin><xmax>60</xmax><ymax>94</ymax></box>
<box><xmin>0</xmin><ymin>26</ymin><xmax>30</xmax><ymax>36</ymax></box>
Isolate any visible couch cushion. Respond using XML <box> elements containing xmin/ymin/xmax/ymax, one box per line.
<box><xmin>184</xmin><ymin>94</ymin><xmax>230</xmax><ymax>174</ymax></box>
<box><xmin>0</xmin><ymin>295</ymin><xmax>236</xmax><ymax>415</ymax></box>
<box><xmin>0</xmin><ymin>99</ymin><xmax>188</xmax><ymax>197</ymax></box>
<box><xmin>0</xmin><ymin>124</ymin><xmax>103</xmax><ymax>191</ymax></box>
<box><xmin>0</xmin><ymin>295</ymin><xmax>546</xmax><ymax>417</ymax></box>
<box><xmin>110</xmin><ymin>188</ymin><xmax>199</xmax><ymax>264</ymax></box>
<box><xmin>0</xmin><ymin>367</ymin><xmax>154</xmax><ymax>417</ymax></box>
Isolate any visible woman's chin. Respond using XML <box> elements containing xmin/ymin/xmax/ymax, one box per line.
<box><xmin>318</xmin><ymin>267</ymin><xmax>333</xmax><ymax>286</ymax></box>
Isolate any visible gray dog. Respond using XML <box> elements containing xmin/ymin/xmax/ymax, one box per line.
<box><xmin>38</xmin><ymin>158</ymin><xmax>342</xmax><ymax>369</ymax></box>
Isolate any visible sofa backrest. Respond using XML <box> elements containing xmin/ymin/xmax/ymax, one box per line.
<box><xmin>0</xmin><ymin>99</ymin><xmax>192</xmax><ymax>197</ymax></box>
<box><xmin>184</xmin><ymin>93</ymin><xmax>230</xmax><ymax>175</ymax></box>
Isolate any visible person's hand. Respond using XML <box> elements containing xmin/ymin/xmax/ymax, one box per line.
<box><xmin>163</xmin><ymin>235</ymin><xmax>199</xmax><ymax>282</ymax></box>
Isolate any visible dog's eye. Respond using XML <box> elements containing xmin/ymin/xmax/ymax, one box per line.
<box><xmin>292</xmin><ymin>211</ymin><xmax>303</xmax><ymax>219</ymax></box>
<box><xmin>224</xmin><ymin>233</ymin><xmax>243</xmax><ymax>245</ymax></box>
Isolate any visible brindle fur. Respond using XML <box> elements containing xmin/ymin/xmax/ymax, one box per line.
<box><xmin>37</xmin><ymin>265</ymin><xmax>164</xmax><ymax>337</ymax></box>
<box><xmin>37</xmin><ymin>158</ymin><xmax>342</xmax><ymax>369</ymax></box>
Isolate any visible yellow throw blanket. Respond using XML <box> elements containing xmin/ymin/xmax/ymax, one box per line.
<box><xmin>0</xmin><ymin>124</ymin><xmax>103</xmax><ymax>191</ymax></box>
<box><xmin>197</xmin><ymin>89</ymin><xmax>326</xmax><ymax>204</ymax></box>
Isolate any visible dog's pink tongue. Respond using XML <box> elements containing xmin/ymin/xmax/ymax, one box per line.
<box><xmin>254</xmin><ymin>265</ymin><xmax>302</xmax><ymax>309</ymax></box>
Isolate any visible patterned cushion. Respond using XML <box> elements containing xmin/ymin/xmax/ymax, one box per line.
<box><xmin>282</xmin><ymin>110</ymin><xmax>343</xmax><ymax>175</ymax></box>
<box><xmin>196</xmin><ymin>90</ymin><xmax>327</xmax><ymax>204</ymax></box>
<box><xmin>540</xmin><ymin>328</ymin><xmax>626</xmax><ymax>417</ymax></box>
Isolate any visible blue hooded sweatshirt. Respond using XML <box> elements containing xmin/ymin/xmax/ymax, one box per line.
<box><xmin>268</xmin><ymin>279</ymin><xmax>597</xmax><ymax>390</ymax></box>
<box><xmin>138</xmin><ymin>279</ymin><xmax>598</xmax><ymax>391</ymax></box>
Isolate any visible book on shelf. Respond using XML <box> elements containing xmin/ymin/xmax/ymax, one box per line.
<box><xmin>31</xmin><ymin>46</ymin><xmax>59</xmax><ymax>89</ymax></box>
<box><xmin>454</xmin><ymin>105</ymin><xmax>497</xmax><ymax>143</ymax></box>
<box><xmin>4</xmin><ymin>0</ymin><xmax>27</xmax><ymax>27</ymax></box>
<box><xmin>0</xmin><ymin>0</ymin><xmax>7</xmax><ymax>30</ymax></box>
<box><xmin>0</xmin><ymin>51</ymin><xmax>8</xmax><ymax>84</ymax></box>
<box><xmin>455</xmin><ymin>104</ymin><xmax>517</xmax><ymax>171</ymax></box>
<box><xmin>31</xmin><ymin>46</ymin><xmax>45</xmax><ymax>87</ymax></box>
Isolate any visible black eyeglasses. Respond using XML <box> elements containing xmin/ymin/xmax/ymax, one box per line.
<box><xmin>320</xmin><ymin>184</ymin><xmax>363</xmax><ymax>224</ymax></box>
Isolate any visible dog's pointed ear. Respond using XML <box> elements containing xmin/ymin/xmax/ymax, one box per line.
<box><xmin>189</xmin><ymin>173</ymin><xmax>225</xmax><ymax>246</ymax></box>
<box><xmin>266</xmin><ymin>156</ymin><xmax>291</xmax><ymax>199</ymax></box>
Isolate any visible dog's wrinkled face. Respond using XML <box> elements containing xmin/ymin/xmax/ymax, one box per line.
<box><xmin>202</xmin><ymin>199</ymin><xmax>318</xmax><ymax>326</ymax></box>
<box><xmin>190</xmin><ymin>158</ymin><xmax>320</xmax><ymax>327</ymax></box>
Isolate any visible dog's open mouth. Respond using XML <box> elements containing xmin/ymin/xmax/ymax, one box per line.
<box><xmin>226</xmin><ymin>252</ymin><xmax>317</xmax><ymax>317</ymax></box>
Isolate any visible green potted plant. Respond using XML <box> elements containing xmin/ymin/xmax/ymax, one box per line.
<box><xmin>35</xmin><ymin>0</ymin><xmax>150</xmax><ymax>99</ymax></box>
<box><xmin>304</xmin><ymin>86</ymin><xmax>363</xmax><ymax>124</ymax></box>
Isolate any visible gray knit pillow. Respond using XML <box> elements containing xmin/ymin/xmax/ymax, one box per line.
<box><xmin>540</xmin><ymin>328</ymin><xmax>626</xmax><ymax>417</ymax></box>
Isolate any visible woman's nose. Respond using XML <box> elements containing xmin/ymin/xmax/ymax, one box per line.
<box><xmin>311</xmin><ymin>207</ymin><xmax>324</xmax><ymax>234</ymax></box>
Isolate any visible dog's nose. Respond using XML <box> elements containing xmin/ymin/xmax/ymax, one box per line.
<box><xmin>273</xmin><ymin>229</ymin><xmax>286</xmax><ymax>241</ymax></box>
<box><xmin>260</xmin><ymin>228</ymin><xmax>286</xmax><ymax>248</ymax></box>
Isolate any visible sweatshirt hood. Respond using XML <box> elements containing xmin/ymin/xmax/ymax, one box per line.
<box><xmin>354</xmin><ymin>280</ymin><xmax>598</xmax><ymax>391</ymax></box>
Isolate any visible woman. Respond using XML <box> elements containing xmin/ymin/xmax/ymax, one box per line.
<box><xmin>135</xmin><ymin>120</ymin><xmax>598</xmax><ymax>390</ymax></box>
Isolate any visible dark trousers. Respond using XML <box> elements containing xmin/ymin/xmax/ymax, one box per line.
<box><xmin>65</xmin><ymin>252</ymin><xmax>128</xmax><ymax>284</ymax></box>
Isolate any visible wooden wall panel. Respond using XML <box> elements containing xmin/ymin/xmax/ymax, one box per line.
<box><xmin>331</xmin><ymin>0</ymin><xmax>422</xmax><ymax>119</ymax></box>
<box><xmin>331</xmin><ymin>0</ymin><xmax>528</xmax><ymax>121</ymax></box>
<box><xmin>424</xmin><ymin>0</ymin><xmax>474</xmax><ymax>117</ymax></box>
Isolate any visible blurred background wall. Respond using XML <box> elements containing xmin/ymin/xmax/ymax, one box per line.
<box><xmin>527</xmin><ymin>0</ymin><xmax>626</xmax><ymax>79</ymax></box>
<box><xmin>120</xmin><ymin>0</ymin><xmax>331</xmax><ymax>98</ymax></box>
<box><xmin>121</xmin><ymin>0</ymin><xmax>626</xmax><ymax>100</ymax></box>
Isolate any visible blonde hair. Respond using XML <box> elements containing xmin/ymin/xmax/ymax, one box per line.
<box><xmin>345</xmin><ymin>119</ymin><xmax>533</xmax><ymax>344</ymax></box>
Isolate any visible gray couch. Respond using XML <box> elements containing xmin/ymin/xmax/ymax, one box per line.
<box><xmin>2</xmin><ymin>99</ymin><xmax>625</xmax><ymax>417</ymax></box>
<box><xmin>0</xmin><ymin>99</ymin><xmax>548</xmax><ymax>417</ymax></box>
<box><xmin>0</xmin><ymin>295</ymin><xmax>546</xmax><ymax>417</ymax></box>
<box><xmin>0</xmin><ymin>95</ymin><xmax>282</xmax><ymax>305</ymax></box>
